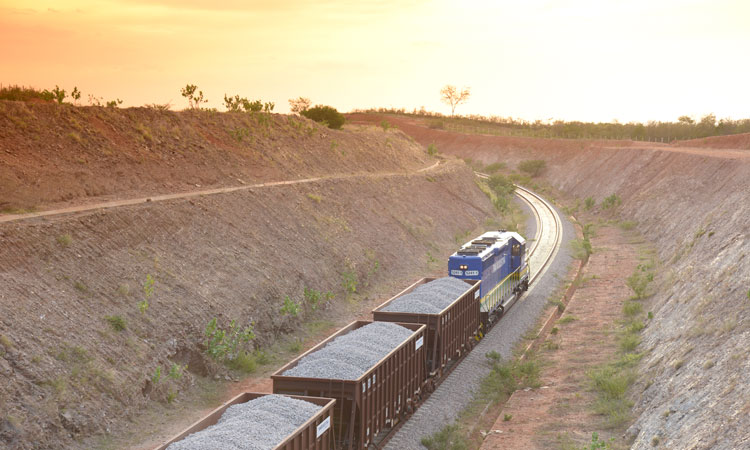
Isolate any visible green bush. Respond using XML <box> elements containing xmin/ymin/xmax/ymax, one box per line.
<box><xmin>301</xmin><ymin>105</ymin><xmax>345</xmax><ymax>129</ymax></box>
<box><xmin>204</xmin><ymin>318</ymin><xmax>255</xmax><ymax>361</ymax></box>
<box><xmin>427</xmin><ymin>143</ymin><xmax>438</xmax><ymax>155</ymax></box>
<box><xmin>584</xmin><ymin>197</ymin><xmax>596</xmax><ymax>210</ymax></box>
<box><xmin>487</xmin><ymin>174</ymin><xmax>515</xmax><ymax>211</ymax></box>
<box><xmin>626</xmin><ymin>268</ymin><xmax>654</xmax><ymax>299</ymax></box>
<box><xmin>518</xmin><ymin>159</ymin><xmax>547</xmax><ymax>177</ymax></box>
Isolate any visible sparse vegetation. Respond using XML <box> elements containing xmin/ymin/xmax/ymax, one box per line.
<box><xmin>503</xmin><ymin>414</ymin><xmax>513</xmax><ymax>422</ymax></box>
<box><xmin>73</xmin><ymin>280</ymin><xmax>89</xmax><ymax>293</ymax></box>
<box><xmin>484</xmin><ymin>162</ymin><xmax>506</xmax><ymax>173</ymax></box>
<box><xmin>557</xmin><ymin>315</ymin><xmax>578</xmax><ymax>324</ymax></box>
<box><xmin>306</xmin><ymin>193</ymin><xmax>322</xmax><ymax>203</ymax></box>
<box><xmin>518</xmin><ymin>159</ymin><xmax>547</xmax><ymax>177</ymax></box>
<box><xmin>168</xmin><ymin>363</ymin><xmax>185</xmax><ymax>380</ymax></box>
<box><xmin>341</xmin><ymin>269</ymin><xmax>358</xmax><ymax>294</ymax></box>
<box><xmin>427</xmin><ymin>142</ymin><xmax>438</xmax><ymax>155</ymax></box>
<box><xmin>601</xmin><ymin>194</ymin><xmax>621</xmax><ymax>210</ymax></box>
<box><xmin>584</xmin><ymin>196</ymin><xmax>596</xmax><ymax>210</ymax></box>
<box><xmin>380</xmin><ymin>120</ymin><xmax>393</xmax><ymax>131</ymax></box>
<box><xmin>626</xmin><ymin>264</ymin><xmax>655</xmax><ymax>299</ymax></box>
<box><xmin>151</xmin><ymin>366</ymin><xmax>161</xmax><ymax>384</ymax></box>
<box><xmin>0</xmin><ymin>335</ymin><xmax>12</xmax><ymax>350</ymax></box>
<box><xmin>104</xmin><ymin>315</ymin><xmax>127</xmax><ymax>332</ymax></box>
<box><xmin>138</xmin><ymin>274</ymin><xmax>155</xmax><ymax>314</ymax></box>
<box><xmin>280</xmin><ymin>295</ymin><xmax>301</xmax><ymax>317</ymax></box>
<box><xmin>570</xmin><ymin>238</ymin><xmax>593</xmax><ymax>261</ymax></box>
<box><xmin>301</xmin><ymin>105</ymin><xmax>345</xmax><ymax>129</ymax></box>
<box><xmin>57</xmin><ymin>234</ymin><xmax>72</xmax><ymax>247</ymax></box>
<box><xmin>303</xmin><ymin>287</ymin><xmax>333</xmax><ymax>312</ymax></box>
<box><xmin>421</xmin><ymin>424</ymin><xmax>468</xmax><ymax>450</ymax></box>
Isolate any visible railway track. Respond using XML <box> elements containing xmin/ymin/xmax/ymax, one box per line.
<box><xmin>474</xmin><ymin>172</ymin><xmax>563</xmax><ymax>288</ymax></box>
<box><xmin>379</xmin><ymin>174</ymin><xmax>563</xmax><ymax>449</ymax></box>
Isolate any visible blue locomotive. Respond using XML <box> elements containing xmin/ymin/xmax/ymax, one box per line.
<box><xmin>448</xmin><ymin>231</ymin><xmax>529</xmax><ymax>325</ymax></box>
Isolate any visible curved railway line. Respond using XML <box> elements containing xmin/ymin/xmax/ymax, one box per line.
<box><xmin>379</xmin><ymin>174</ymin><xmax>563</xmax><ymax>449</ymax></box>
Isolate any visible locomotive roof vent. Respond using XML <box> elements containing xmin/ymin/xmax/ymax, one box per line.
<box><xmin>457</xmin><ymin>248</ymin><xmax>483</xmax><ymax>255</ymax></box>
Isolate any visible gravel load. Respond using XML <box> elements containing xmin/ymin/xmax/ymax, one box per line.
<box><xmin>282</xmin><ymin>322</ymin><xmax>413</xmax><ymax>380</ymax></box>
<box><xmin>166</xmin><ymin>394</ymin><xmax>323</xmax><ymax>450</ymax></box>
<box><xmin>380</xmin><ymin>277</ymin><xmax>470</xmax><ymax>314</ymax></box>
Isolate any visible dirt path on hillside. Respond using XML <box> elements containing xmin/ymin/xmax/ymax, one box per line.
<box><xmin>0</xmin><ymin>160</ymin><xmax>443</xmax><ymax>224</ymax></box>
<box><xmin>481</xmin><ymin>223</ymin><xmax>639</xmax><ymax>449</ymax></box>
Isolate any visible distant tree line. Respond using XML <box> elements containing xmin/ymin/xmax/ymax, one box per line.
<box><xmin>353</xmin><ymin>107</ymin><xmax>750</xmax><ymax>141</ymax></box>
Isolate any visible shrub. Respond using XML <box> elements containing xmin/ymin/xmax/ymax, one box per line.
<box><xmin>380</xmin><ymin>120</ymin><xmax>393</xmax><ymax>131</ymax></box>
<box><xmin>626</xmin><ymin>268</ymin><xmax>654</xmax><ymax>299</ymax></box>
<box><xmin>342</xmin><ymin>270</ymin><xmax>358</xmax><ymax>294</ymax></box>
<box><xmin>105</xmin><ymin>315</ymin><xmax>127</xmax><ymax>331</ymax></box>
<box><xmin>484</xmin><ymin>162</ymin><xmax>506</xmax><ymax>173</ymax></box>
<box><xmin>301</xmin><ymin>105</ymin><xmax>345</xmax><ymax>129</ymax></box>
<box><xmin>518</xmin><ymin>159</ymin><xmax>547</xmax><ymax>177</ymax></box>
<box><xmin>180</xmin><ymin>84</ymin><xmax>207</xmax><ymax>109</ymax></box>
<box><xmin>204</xmin><ymin>318</ymin><xmax>255</xmax><ymax>361</ymax></box>
<box><xmin>570</xmin><ymin>238</ymin><xmax>593</xmax><ymax>260</ymax></box>
<box><xmin>280</xmin><ymin>296</ymin><xmax>301</xmax><ymax>316</ymax></box>
<box><xmin>0</xmin><ymin>85</ymin><xmax>55</xmax><ymax>102</ymax></box>
<box><xmin>584</xmin><ymin>196</ymin><xmax>596</xmax><ymax>210</ymax></box>
<box><xmin>601</xmin><ymin>194</ymin><xmax>621</xmax><ymax>210</ymax></box>
<box><xmin>427</xmin><ymin>143</ymin><xmax>438</xmax><ymax>155</ymax></box>
<box><xmin>503</xmin><ymin>414</ymin><xmax>513</xmax><ymax>422</ymax></box>
<box><xmin>168</xmin><ymin>363</ymin><xmax>184</xmax><ymax>379</ymax></box>
<box><xmin>486</xmin><ymin>174</ymin><xmax>515</xmax><ymax>211</ymax></box>
<box><xmin>623</xmin><ymin>301</ymin><xmax>643</xmax><ymax>318</ymax></box>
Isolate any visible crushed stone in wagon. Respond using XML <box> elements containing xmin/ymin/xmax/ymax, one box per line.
<box><xmin>281</xmin><ymin>322</ymin><xmax>413</xmax><ymax>380</ymax></box>
<box><xmin>380</xmin><ymin>276</ymin><xmax>469</xmax><ymax>314</ymax></box>
<box><xmin>166</xmin><ymin>394</ymin><xmax>323</xmax><ymax>450</ymax></box>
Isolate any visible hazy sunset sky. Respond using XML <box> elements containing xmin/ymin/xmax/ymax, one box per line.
<box><xmin>2</xmin><ymin>0</ymin><xmax>749</xmax><ymax>122</ymax></box>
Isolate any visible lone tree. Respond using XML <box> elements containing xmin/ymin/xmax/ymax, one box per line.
<box><xmin>440</xmin><ymin>85</ymin><xmax>470</xmax><ymax>116</ymax></box>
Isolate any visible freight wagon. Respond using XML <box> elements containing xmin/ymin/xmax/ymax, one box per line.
<box><xmin>448</xmin><ymin>231</ymin><xmax>529</xmax><ymax>327</ymax></box>
<box><xmin>157</xmin><ymin>392</ymin><xmax>335</xmax><ymax>450</ymax></box>
<box><xmin>272</xmin><ymin>321</ymin><xmax>427</xmax><ymax>450</ymax></box>
<box><xmin>372</xmin><ymin>277</ymin><xmax>480</xmax><ymax>381</ymax></box>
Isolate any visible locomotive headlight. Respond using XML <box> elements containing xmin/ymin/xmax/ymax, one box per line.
<box><xmin>459</xmin><ymin>265</ymin><xmax>468</xmax><ymax>270</ymax></box>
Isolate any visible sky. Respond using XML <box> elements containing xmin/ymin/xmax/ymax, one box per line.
<box><xmin>1</xmin><ymin>0</ymin><xmax>749</xmax><ymax>122</ymax></box>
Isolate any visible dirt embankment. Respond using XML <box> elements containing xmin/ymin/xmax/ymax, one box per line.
<box><xmin>673</xmin><ymin>132</ymin><xmax>750</xmax><ymax>150</ymax></box>
<box><xmin>358</xmin><ymin>114</ymin><xmax>750</xmax><ymax>449</ymax></box>
<box><xmin>0</xmin><ymin>102</ymin><xmax>428</xmax><ymax>212</ymax></box>
<box><xmin>0</xmin><ymin>106</ymin><xmax>499</xmax><ymax>449</ymax></box>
